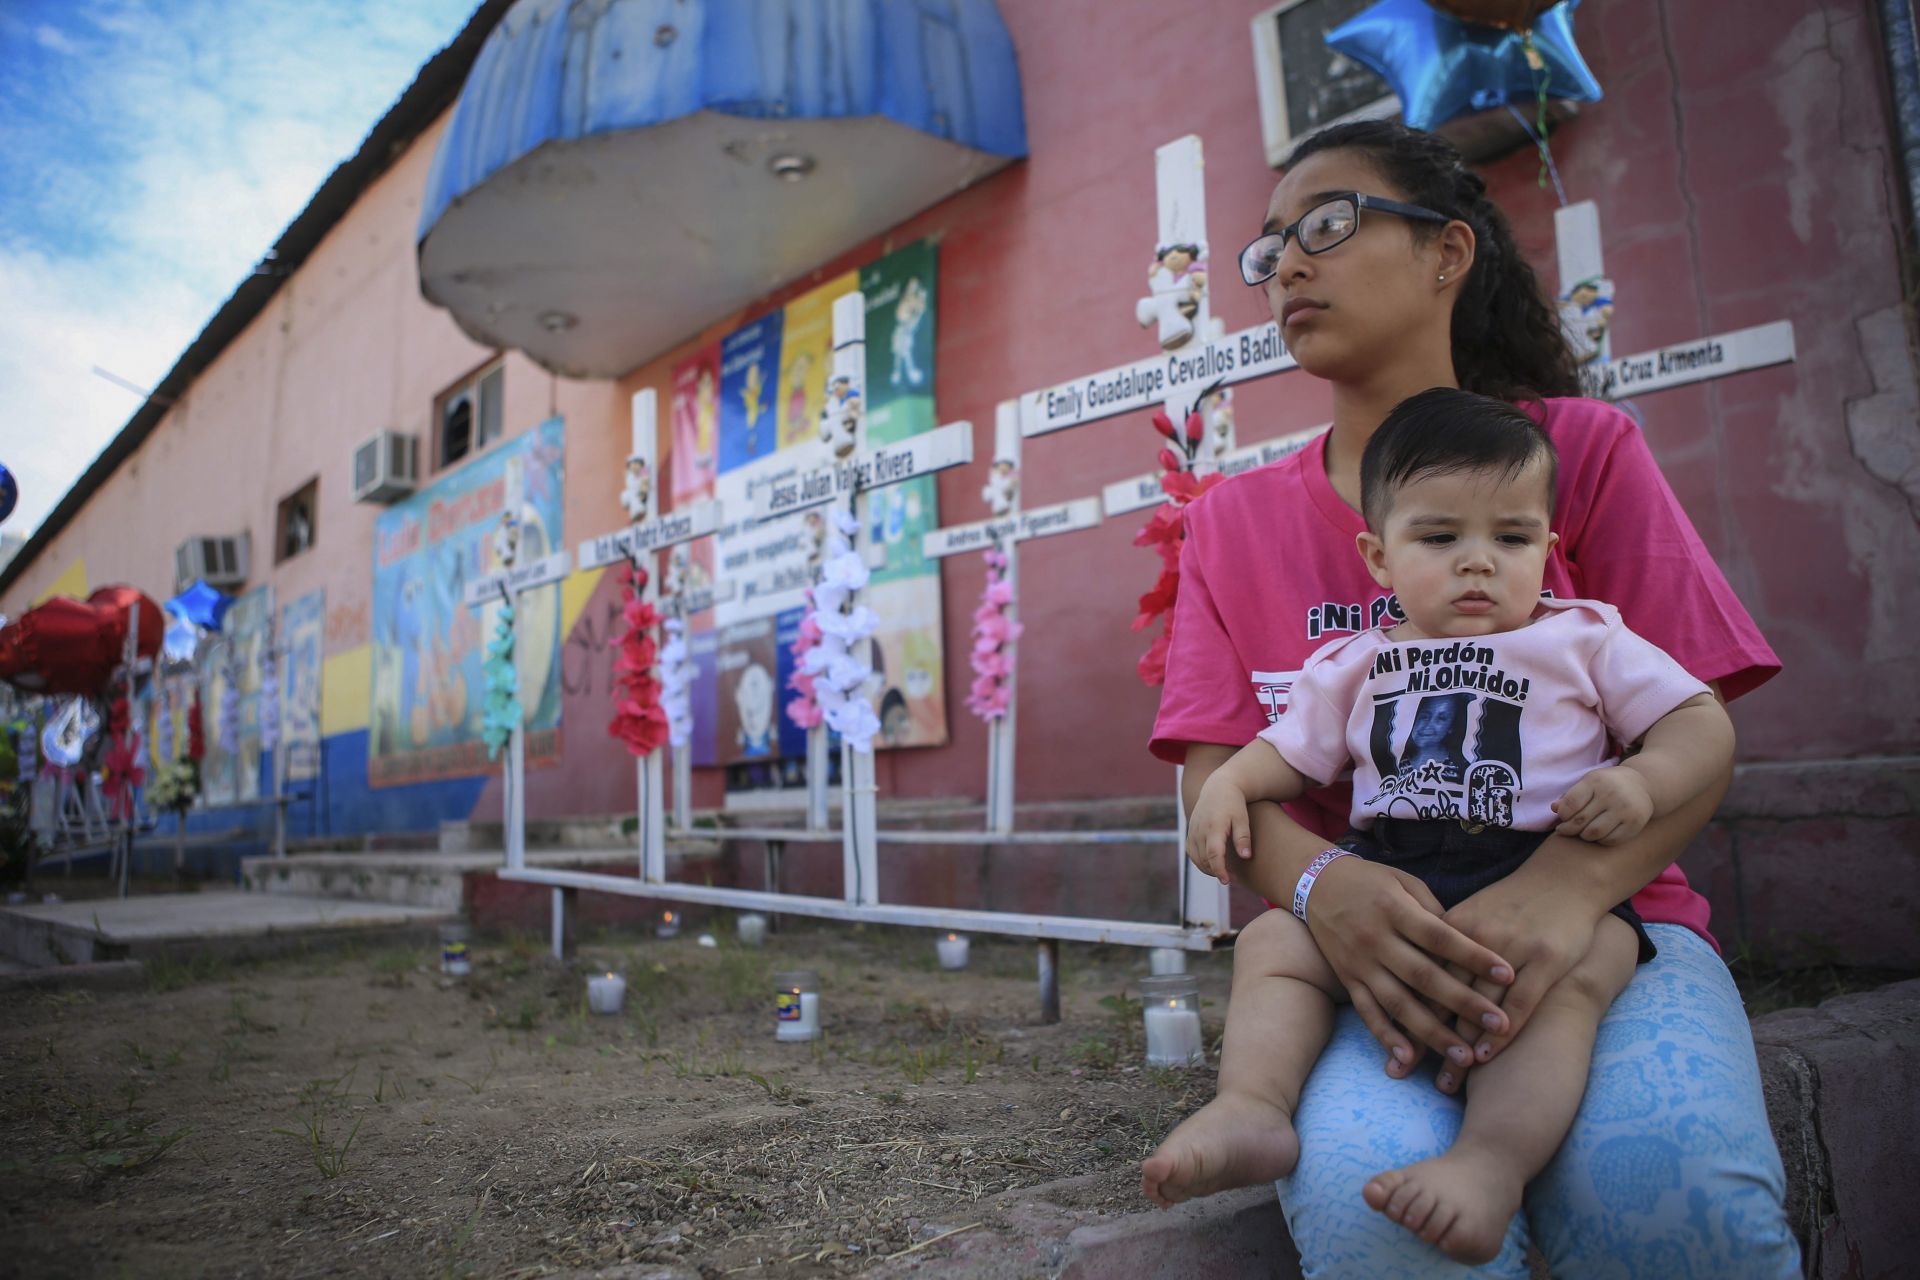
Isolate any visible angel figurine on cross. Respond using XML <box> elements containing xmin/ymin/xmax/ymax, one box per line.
<box><xmin>818</xmin><ymin>374</ymin><xmax>862</xmax><ymax>458</ymax></box>
<box><xmin>1136</xmin><ymin>241</ymin><xmax>1208</xmax><ymax>350</ymax></box>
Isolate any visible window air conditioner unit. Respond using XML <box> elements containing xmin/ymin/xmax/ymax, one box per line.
<box><xmin>175</xmin><ymin>532</ymin><xmax>249</xmax><ymax>591</ymax></box>
<box><xmin>1251</xmin><ymin>0</ymin><xmax>1579</xmax><ymax>168</ymax></box>
<box><xmin>352</xmin><ymin>430</ymin><xmax>419</xmax><ymax>504</ymax></box>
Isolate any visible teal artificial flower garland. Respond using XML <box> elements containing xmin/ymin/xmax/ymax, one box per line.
<box><xmin>481</xmin><ymin>602</ymin><xmax>522</xmax><ymax>759</ymax></box>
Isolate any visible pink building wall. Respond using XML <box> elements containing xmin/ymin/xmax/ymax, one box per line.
<box><xmin>4</xmin><ymin>0</ymin><xmax>1915</xmax><ymax>959</ymax></box>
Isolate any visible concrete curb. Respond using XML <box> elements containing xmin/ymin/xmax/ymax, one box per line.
<box><xmin>1753</xmin><ymin>977</ymin><xmax>1920</xmax><ymax>1277</ymax></box>
<box><xmin>0</xmin><ymin>958</ymin><xmax>148</xmax><ymax>993</ymax></box>
<box><xmin>1059</xmin><ymin>1187</ymin><xmax>1295</xmax><ymax>1280</ymax></box>
<box><xmin>866</xmin><ymin>981</ymin><xmax>1920</xmax><ymax>1279</ymax></box>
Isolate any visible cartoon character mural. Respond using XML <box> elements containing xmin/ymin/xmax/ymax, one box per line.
<box><xmin>679</xmin><ymin>240</ymin><xmax>949</xmax><ymax>793</ymax></box>
<box><xmin>782</xmin><ymin>350</ymin><xmax>816</xmax><ymax>445</ymax></box>
<box><xmin>890</xmin><ymin>277</ymin><xmax>928</xmax><ymax>387</ymax></box>
<box><xmin>369</xmin><ymin>420</ymin><xmax>564</xmax><ymax>786</ymax></box>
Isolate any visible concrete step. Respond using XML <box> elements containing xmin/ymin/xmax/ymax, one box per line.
<box><xmin>239</xmin><ymin>848</ymin><xmax>647</xmax><ymax>910</ymax></box>
<box><xmin>0</xmin><ymin>890</ymin><xmax>451</xmax><ymax>968</ymax></box>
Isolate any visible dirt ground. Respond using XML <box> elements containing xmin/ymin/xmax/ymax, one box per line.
<box><xmin>0</xmin><ymin>922</ymin><xmax>1235</xmax><ymax>1279</ymax></box>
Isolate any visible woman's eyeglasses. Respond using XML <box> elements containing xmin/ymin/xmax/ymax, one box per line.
<box><xmin>1239</xmin><ymin>194</ymin><xmax>1451</xmax><ymax>286</ymax></box>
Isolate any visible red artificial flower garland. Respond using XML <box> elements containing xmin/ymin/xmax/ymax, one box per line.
<box><xmin>102</xmin><ymin>697</ymin><xmax>145</xmax><ymax>822</ymax></box>
<box><xmin>1132</xmin><ymin>405</ymin><xmax>1225</xmax><ymax>686</ymax></box>
<box><xmin>608</xmin><ymin>564</ymin><xmax>669</xmax><ymax>757</ymax></box>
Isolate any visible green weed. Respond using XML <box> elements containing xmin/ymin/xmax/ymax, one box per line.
<box><xmin>275</xmin><ymin>1109</ymin><xmax>362</xmax><ymax>1180</ymax></box>
<box><xmin>444</xmin><ymin>1047</ymin><xmax>500</xmax><ymax>1095</ymax></box>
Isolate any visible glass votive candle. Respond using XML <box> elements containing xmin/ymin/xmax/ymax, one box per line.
<box><xmin>935</xmin><ymin>932</ymin><xmax>970</xmax><ymax>970</ymax></box>
<box><xmin>1148</xmin><ymin>947</ymin><xmax>1187</xmax><ymax>976</ymax></box>
<box><xmin>774</xmin><ymin>969</ymin><xmax>820</xmax><ymax>1042</ymax></box>
<box><xmin>737</xmin><ymin>913</ymin><xmax>768</xmax><ymax>947</ymax></box>
<box><xmin>656</xmin><ymin>909</ymin><xmax>680</xmax><ymax>939</ymax></box>
<box><xmin>440</xmin><ymin>922</ymin><xmax>472</xmax><ymax>977</ymax></box>
<box><xmin>587</xmin><ymin>970</ymin><xmax>626</xmax><ymax>1015</ymax></box>
<box><xmin>1141</xmin><ymin>974</ymin><xmax>1204</xmax><ymax>1068</ymax></box>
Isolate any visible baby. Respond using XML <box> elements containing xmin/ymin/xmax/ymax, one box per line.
<box><xmin>1145</xmin><ymin>387</ymin><xmax>1734</xmax><ymax>1263</ymax></box>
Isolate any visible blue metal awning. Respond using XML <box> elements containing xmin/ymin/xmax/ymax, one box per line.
<box><xmin>418</xmin><ymin>0</ymin><xmax>1027</xmax><ymax>377</ymax></box>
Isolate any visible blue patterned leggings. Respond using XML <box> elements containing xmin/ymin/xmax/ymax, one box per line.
<box><xmin>1275</xmin><ymin>924</ymin><xmax>1802</xmax><ymax>1277</ymax></box>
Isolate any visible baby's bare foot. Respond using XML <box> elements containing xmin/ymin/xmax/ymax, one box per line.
<box><xmin>1361</xmin><ymin>1146</ymin><xmax>1525</xmax><ymax>1265</ymax></box>
<box><xmin>1140</xmin><ymin>1093</ymin><xmax>1300</xmax><ymax>1208</ymax></box>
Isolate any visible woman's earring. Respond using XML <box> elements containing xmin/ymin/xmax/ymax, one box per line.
<box><xmin>1438</xmin><ymin>274</ymin><xmax>1447</xmax><ymax>282</ymax></box>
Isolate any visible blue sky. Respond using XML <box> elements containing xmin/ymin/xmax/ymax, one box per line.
<box><xmin>0</xmin><ymin>0</ymin><xmax>480</xmax><ymax>544</ymax></box>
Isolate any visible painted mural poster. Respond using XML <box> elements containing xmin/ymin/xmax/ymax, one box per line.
<box><xmin>369</xmin><ymin>419</ymin><xmax>565</xmax><ymax>786</ymax></box>
<box><xmin>856</xmin><ymin>240</ymin><xmax>946</xmax><ymax>742</ymax></box>
<box><xmin>201</xmin><ymin>586</ymin><xmax>271</xmax><ymax>806</ymax></box>
<box><xmin>775</xmin><ymin>272</ymin><xmax>855</xmax><ymax>449</ymax></box>
<box><xmin>669</xmin><ymin>240</ymin><xmax>948</xmax><ymax>793</ymax></box>
<box><xmin>718</xmin><ymin>312</ymin><xmax>782</xmax><ymax>474</ymax></box>
<box><xmin>281</xmin><ymin>590</ymin><xmax>324</xmax><ymax>783</ymax></box>
<box><xmin>670</xmin><ymin>346</ymin><xmax>720</xmax><ymax>501</ymax></box>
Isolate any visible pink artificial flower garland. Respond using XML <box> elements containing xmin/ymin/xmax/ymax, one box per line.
<box><xmin>965</xmin><ymin>548</ymin><xmax>1022</xmax><ymax>720</ymax></box>
<box><xmin>785</xmin><ymin>601</ymin><xmax>825</xmax><ymax>729</ymax></box>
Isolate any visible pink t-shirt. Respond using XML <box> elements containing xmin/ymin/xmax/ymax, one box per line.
<box><xmin>1258</xmin><ymin>598</ymin><xmax>1711</xmax><ymax>833</ymax></box>
<box><xmin>1150</xmin><ymin>397</ymin><xmax>1780</xmax><ymax>946</ymax></box>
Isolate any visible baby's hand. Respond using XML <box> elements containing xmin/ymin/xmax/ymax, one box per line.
<box><xmin>1186</xmin><ymin>778</ymin><xmax>1252</xmax><ymax>886</ymax></box>
<box><xmin>1552</xmin><ymin>766</ymin><xmax>1654</xmax><ymax>845</ymax></box>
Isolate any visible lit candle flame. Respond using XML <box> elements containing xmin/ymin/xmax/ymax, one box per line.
<box><xmin>1166</xmin><ymin>999</ymin><xmax>1178</xmax><ymax>1008</ymax></box>
<box><xmin>946</xmin><ymin>933</ymin><xmax>957</xmax><ymax>941</ymax></box>
<box><xmin>605</xmin><ymin>972</ymin><xmax>616</xmax><ymax>980</ymax></box>
<box><xmin>664</xmin><ymin>911</ymin><xmax>675</xmax><ymax>922</ymax></box>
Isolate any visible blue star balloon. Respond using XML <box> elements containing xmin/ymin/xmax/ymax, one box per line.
<box><xmin>0</xmin><ymin>463</ymin><xmax>16</xmax><ymax>526</ymax></box>
<box><xmin>1327</xmin><ymin>0</ymin><xmax>1601</xmax><ymax>133</ymax></box>
<box><xmin>165</xmin><ymin>579</ymin><xmax>235</xmax><ymax>632</ymax></box>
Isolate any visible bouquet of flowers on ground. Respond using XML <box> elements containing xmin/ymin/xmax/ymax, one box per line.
<box><xmin>146</xmin><ymin>758</ymin><xmax>201</xmax><ymax>815</ymax></box>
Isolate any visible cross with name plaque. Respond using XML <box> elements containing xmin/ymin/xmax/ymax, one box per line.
<box><xmin>743</xmin><ymin>292</ymin><xmax>976</xmax><ymax>899</ymax></box>
<box><xmin>920</xmin><ymin>401</ymin><xmax>1105</xmax><ymax>834</ymax></box>
<box><xmin>1010</xmin><ymin>133</ymin><xmax>1299</xmax><ymax>937</ymax></box>
<box><xmin>462</xmin><ymin>461</ymin><xmax>571</xmax><ymax>872</ymax></box>
<box><xmin>572</xmin><ymin>389</ymin><xmax>736</xmax><ymax>882</ymax></box>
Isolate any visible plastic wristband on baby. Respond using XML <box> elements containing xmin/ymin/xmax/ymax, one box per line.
<box><xmin>1291</xmin><ymin>848</ymin><xmax>1356</xmax><ymax>923</ymax></box>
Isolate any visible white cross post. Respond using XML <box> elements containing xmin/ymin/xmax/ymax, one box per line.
<box><xmin>920</xmin><ymin>400</ymin><xmax>1104</xmax><ymax>833</ymax></box>
<box><xmin>575</xmin><ymin>389</ymin><xmax>726</xmax><ymax>879</ymax></box>
<box><xmin>462</xmin><ymin>461</ymin><xmax>570</xmax><ymax>873</ymax></box>
<box><xmin>1554</xmin><ymin>201</ymin><xmax>1795</xmax><ymax>401</ymax></box>
<box><xmin>662</xmin><ymin>554</ymin><xmax>734</xmax><ymax>832</ymax></box>
<box><xmin>747</xmin><ymin>290</ymin><xmax>975</xmax><ymax>904</ymax></box>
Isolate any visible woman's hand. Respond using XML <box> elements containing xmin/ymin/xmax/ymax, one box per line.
<box><xmin>1284</xmin><ymin>838</ymin><xmax>1514</xmax><ymax>1076</ymax></box>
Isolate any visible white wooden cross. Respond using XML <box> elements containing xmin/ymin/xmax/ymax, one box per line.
<box><xmin>1552</xmin><ymin>201</ymin><xmax>1795</xmax><ymax>401</ymax></box>
<box><xmin>575</xmin><ymin>389</ymin><xmax>727</xmax><ymax>881</ymax></box>
<box><xmin>744</xmin><ymin>291</ymin><xmax>976</xmax><ymax>903</ymax></box>
<box><xmin>462</xmin><ymin>460</ymin><xmax>570</xmax><ymax>872</ymax></box>
<box><xmin>919</xmin><ymin>400</ymin><xmax>1104</xmax><ymax>833</ymax></box>
<box><xmin>1011</xmin><ymin>133</ymin><xmax>1309</xmax><ymax>939</ymax></box>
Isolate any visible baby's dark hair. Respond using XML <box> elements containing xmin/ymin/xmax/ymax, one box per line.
<box><xmin>1360</xmin><ymin>387</ymin><xmax>1558</xmax><ymax>531</ymax></box>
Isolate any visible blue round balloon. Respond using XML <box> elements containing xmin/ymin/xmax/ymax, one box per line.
<box><xmin>0</xmin><ymin>463</ymin><xmax>16</xmax><ymax>526</ymax></box>
<box><xmin>1327</xmin><ymin>0</ymin><xmax>1602</xmax><ymax>133</ymax></box>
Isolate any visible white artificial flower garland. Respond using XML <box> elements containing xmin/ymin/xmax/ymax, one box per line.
<box><xmin>809</xmin><ymin>510</ymin><xmax>881</xmax><ymax>752</ymax></box>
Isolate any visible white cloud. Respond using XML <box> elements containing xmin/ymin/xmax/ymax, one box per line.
<box><xmin>0</xmin><ymin>0</ymin><xmax>477</xmax><ymax>543</ymax></box>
